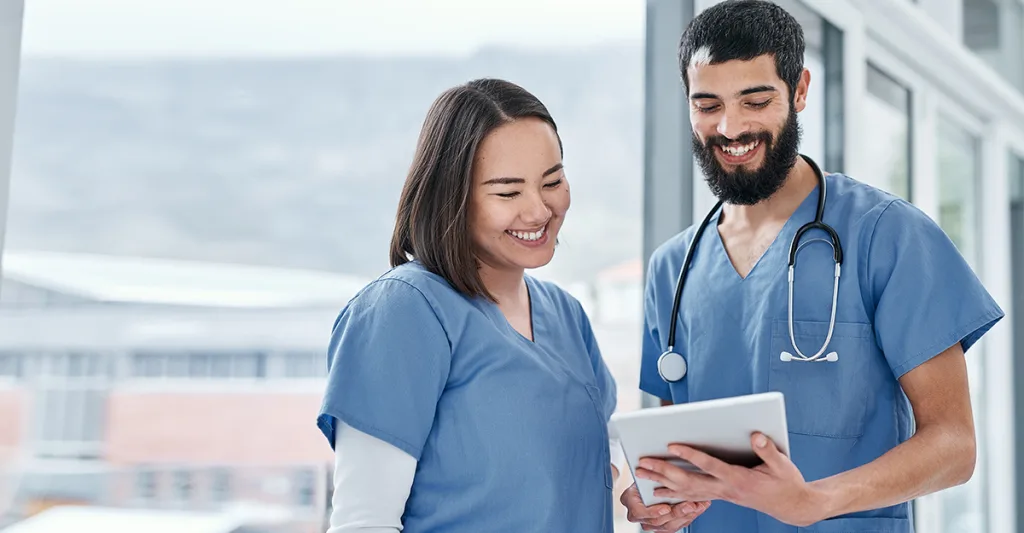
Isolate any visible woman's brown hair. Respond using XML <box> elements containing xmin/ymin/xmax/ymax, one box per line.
<box><xmin>389</xmin><ymin>78</ymin><xmax>562</xmax><ymax>301</ymax></box>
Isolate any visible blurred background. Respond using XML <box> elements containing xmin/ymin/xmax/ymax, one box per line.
<box><xmin>0</xmin><ymin>0</ymin><xmax>1020</xmax><ymax>532</ymax></box>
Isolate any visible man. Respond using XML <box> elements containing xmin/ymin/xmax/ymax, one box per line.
<box><xmin>620</xmin><ymin>1</ymin><xmax>1005</xmax><ymax>532</ymax></box>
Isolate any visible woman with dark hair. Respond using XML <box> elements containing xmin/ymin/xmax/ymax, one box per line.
<box><xmin>316</xmin><ymin>78</ymin><xmax>622</xmax><ymax>532</ymax></box>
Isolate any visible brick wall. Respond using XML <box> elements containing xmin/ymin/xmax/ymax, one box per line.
<box><xmin>104</xmin><ymin>391</ymin><xmax>333</xmax><ymax>465</ymax></box>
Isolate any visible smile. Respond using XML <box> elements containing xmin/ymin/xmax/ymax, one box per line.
<box><xmin>506</xmin><ymin>225</ymin><xmax>546</xmax><ymax>242</ymax></box>
<box><xmin>720</xmin><ymin>140</ymin><xmax>760</xmax><ymax>156</ymax></box>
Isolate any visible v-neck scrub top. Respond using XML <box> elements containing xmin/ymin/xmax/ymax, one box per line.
<box><xmin>640</xmin><ymin>172</ymin><xmax>1004</xmax><ymax>533</ymax></box>
<box><xmin>318</xmin><ymin>260</ymin><xmax>618</xmax><ymax>533</ymax></box>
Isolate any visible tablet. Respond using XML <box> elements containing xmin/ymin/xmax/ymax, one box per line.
<box><xmin>610</xmin><ymin>391</ymin><xmax>790</xmax><ymax>505</ymax></box>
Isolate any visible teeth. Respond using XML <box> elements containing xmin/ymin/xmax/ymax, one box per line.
<box><xmin>508</xmin><ymin>227</ymin><xmax>545</xmax><ymax>242</ymax></box>
<box><xmin>722</xmin><ymin>141</ymin><xmax>759</xmax><ymax>156</ymax></box>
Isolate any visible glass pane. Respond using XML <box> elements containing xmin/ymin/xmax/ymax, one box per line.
<box><xmin>1013</xmin><ymin>153</ymin><xmax>1024</xmax><ymax>520</ymax></box>
<box><xmin>963</xmin><ymin>0</ymin><xmax>1024</xmax><ymax>90</ymax></box>
<box><xmin>863</xmin><ymin>64</ymin><xmax>911</xmax><ymax>199</ymax></box>
<box><xmin>936</xmin><ymin>116</ymin><xmax>986</xmax><ymax>533</ymax></box>
<box><xmin>9</xmin><ymin>0</ymin><xmax>644</xmax><ymax>529</ymax></box>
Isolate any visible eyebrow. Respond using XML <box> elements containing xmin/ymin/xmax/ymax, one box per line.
<box><xmin>690</xmin><ymin>85</ymin><xmax>779</xmax><ymax>100</ymax></box>
<box><xmin>482</xmin><ymin>163</ymin><xmax>563</xmax><ymax>185</ymax></box>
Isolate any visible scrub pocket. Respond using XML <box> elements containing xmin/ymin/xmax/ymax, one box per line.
<box><xmin>768</xmin><ymin>319</ymin><xmax>884</xmax><ymax>439</ymax></box>
<box><xmin>798</xmin><ymin>517</ymin><xmax>911</xmax><ymax>532</ymax></box>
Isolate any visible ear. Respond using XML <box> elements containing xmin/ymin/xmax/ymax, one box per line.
<box><xmin>792</xmin><ymin>68</ymin><xmax>811</xmax><ymax>113</ymax></box>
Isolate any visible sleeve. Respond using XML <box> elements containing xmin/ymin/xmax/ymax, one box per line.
<box><xmin>639</xmin><ymin>254</ymin><xmax>673</xmax><ymax>401</ymax></box>
<box><xmin>863</xmin><ymin>199</ymin><xmax>1005</xmax><ymax>378</ymax></box>
<box><xmin>327</xmin><ymin>421</ymin><xmax>415</xmax><ymax>533</ymax></box>
<box><xmin>316</xmin><ymin>278</ymin><xmax>452</xmax><ymax>460</ymax></box>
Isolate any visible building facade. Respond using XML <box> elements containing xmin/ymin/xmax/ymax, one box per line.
<box><xmin>645</xmin><ymin>1</ymin><xmax>1024</xmax><ymax>532</ymax></box>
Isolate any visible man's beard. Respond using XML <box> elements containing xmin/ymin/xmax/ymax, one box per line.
<box><xmin>692</xmin><ymin>107</ymin><xmax>802</xmax><ymax>206</ymax></box>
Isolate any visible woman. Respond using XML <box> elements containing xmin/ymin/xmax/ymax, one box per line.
<box><xmin>316</xmin><ymin>78</ymin><xmax>623</xmax><ymax>532</ymax></box>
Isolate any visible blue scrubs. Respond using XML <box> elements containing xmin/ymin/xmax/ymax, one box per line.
<box><xmin>317</xmin><ymin>261</ymin><xmax>617</xmax><ymax>532</ymax></box>
<box><xmin>641</xmin><ymin>172</ymin><xmax>1004</xmax><ymax>533</ymax></box>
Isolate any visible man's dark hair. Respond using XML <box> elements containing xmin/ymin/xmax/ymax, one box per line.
<box><xmin>678</xmin><ymin>0</ymin><xmax>806</xmax><ymax>99</ymax></box>
<box><xmin>389</xmin><ymin>78</ymin><xmax>562</xmax><ymax>302</ymax></box>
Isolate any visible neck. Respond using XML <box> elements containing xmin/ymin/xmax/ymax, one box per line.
<box><xmin>478</xmin><ymin>262</ymin><xmax>527</xmax><ymax>305</ymax></box>
<box><xmin>721</xmin><ymin>156</ymin><xmax>819</xmax><ymax>229</ymax></box>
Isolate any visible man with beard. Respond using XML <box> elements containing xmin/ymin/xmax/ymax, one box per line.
<box><xmin>619</xmin><ymin>1</ymin><xmax>1004</xmax><ymax>532</ymax></box>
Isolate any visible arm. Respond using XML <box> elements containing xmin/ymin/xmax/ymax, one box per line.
<box><xmin>634</xmin><ymin>342</ymin><xmax>976</xmax><ymax>527</ymax></box>
<box><xmin>807</xmin><ymin>342</ymin><xmax>975</xmax><ymax>518</ymax></box>
<box><xmin>328</xmin><ymin>421</ymin><xmax>415</xmax><ymax>533</ymax></box>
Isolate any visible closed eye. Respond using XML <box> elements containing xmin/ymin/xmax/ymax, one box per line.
<box><xmin>747</xmin><ymin>100</ymin><xmax>772</xmax><ymax>109</ymax></box>
<box><xmin>543</xmin><ymin>178</ymin><xmax>563</xmax><ymax>188</ymax></box>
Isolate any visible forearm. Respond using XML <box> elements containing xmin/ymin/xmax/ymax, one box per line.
<box><xmin>329</xmin><ymin>421</ymin><xmax>415</xmax><ymax>533</ymax></box>
<box><xmin>810</xmin><ymin>422</ymin><xmax>975</xmax><ymax>520</ymax></box>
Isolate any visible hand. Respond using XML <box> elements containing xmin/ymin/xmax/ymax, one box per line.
<box><xmin>634</xmin><ymin>433</ymin><xmax>824</xmax><ymax>527</ymax></box>
<box><xmin>620</xmin><ymin>482</ymin><xmax>711</xmax><ymax>532</ymax></box>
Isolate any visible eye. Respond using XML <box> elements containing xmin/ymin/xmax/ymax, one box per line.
<box><xmin>747</xmin><ymin>100</ymin><xmax>772</xmax><ymax>109</ymax></box>
<box><xmin>696</xmin><ymin>104</ymin><xmax>720</xmax><ymax>114</ymax></box>
<box><xmin>543</xmin><ymin>178</ymin><xmax>563</xmax><ymax>188</ymax></box>
<box><xmin>496</xmin><ymin>192</ymin><xmax>520</xmax><ymax>199</ymax></box>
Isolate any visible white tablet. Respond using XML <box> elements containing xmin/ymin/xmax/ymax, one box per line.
<box><xmin>610</xmin><ymin>391</ymin><xmax>790</xmax><ymax>505</ymax></box>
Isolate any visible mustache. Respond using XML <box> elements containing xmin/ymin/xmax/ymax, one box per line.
<box><xmin>704</xmin><ymin>131</ymin><xmax>773</xmax><ymax>149</ymax></box>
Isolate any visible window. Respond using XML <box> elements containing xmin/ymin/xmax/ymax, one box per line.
<box><xmin>32</xmin><ymin>353</ymin><xmax>109</xmax><ymax>458</ymax></box>
<box><xmin>136</xmin><ymin>469</ymin><xmax>157</xmax><ymax>501</ymax></box>
<box><xmin>294</xmin><ymin>468</ymin><xmax>316</xmax><ymax>508</ymax></box>
<box><xmin>1012</xmin><ymin>152</ymin><xmax>1024</xmax><ymax>519</ymax></box>
<box><xmin>963</xmin><ymin>0</ymin><xmax>1024</xmax><ymax>89</ymax></box>
<box><xmin>281</xmin><ymin>352</ymin><xmax>325</xmax><ymax>378</ymax></box>
<box><xmin>210</xmin><ymin>468</ymin><xmax>231</xmax><ymax>503</ymax></box>
<box><xmin>773</xmin><ymin>0</ymin><xmax>844</xmax><ymax>171</ymax></box>
<box><xmin>173</xmin><ymin>470</ymin><xmax>193</xmax><ymax>503</ymax></box>
<box><xmin>937</xmin><ymin>117</ymin><xmax>981</xmax><ymax>260</ymax></box>
<box><xmin>8</xmin><ymin>2</ymin><xmax>644</xmax><ymax>530</ymax></box>
<box><xmin>0</xmin><ymin>352</ymin><xmax>21</xmax><ymax>378</ymax></box>
<box><xmin>862</xmin><ymin>64</ymin><xmax>912</xmax><ymax>199</ymax></box>
<box><xmin>130</xmin><ymin>352</ymin><xmax>266</xmax><ymax>379</ymax></box>
<box><xmin>935</xmin><ymin>116</ymin><xmax>986</xmax><ymax>533</ymax></box>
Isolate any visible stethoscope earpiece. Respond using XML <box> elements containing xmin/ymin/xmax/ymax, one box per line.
<box><xmin>780</xmin><ymin>350</ymin><xmax>839</xmax><ymax>363</ymax></box>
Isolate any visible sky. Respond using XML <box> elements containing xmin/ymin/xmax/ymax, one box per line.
<box><xmin>22</xmin><ymin>0</ymin><xmax>646</xmax><ymax>58</ymax></box>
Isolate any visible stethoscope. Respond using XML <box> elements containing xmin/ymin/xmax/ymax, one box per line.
<box><xmin>657</xmin><ymin>154</ymin><xmax>844</xmax><ymax>383</ymax></box>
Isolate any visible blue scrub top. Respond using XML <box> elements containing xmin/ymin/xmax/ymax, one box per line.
<box><xmin>318</xmin><ymin>261</ymin><xmax>617</xmax><ymax>533</ymax></box>
<box><xmin>641</xmin><ymin>173</ymin><xmax>1004</xmax><ymax>533</ymax></box>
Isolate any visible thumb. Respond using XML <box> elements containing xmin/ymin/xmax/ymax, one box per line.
<box><xmin>751</xmin><ymin>432</ymin><xmax>787</xmax><ymax>470</ymax></box>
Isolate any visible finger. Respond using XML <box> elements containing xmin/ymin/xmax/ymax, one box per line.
<box><xmin>622</xmin><ymin>485</ymin><xmax>673</xmax><ymax>521</ymax></box>
<box><xmin>653</xmin><ymin>486</ymin><xmax>716</xmax><ymax>502</ymax></box>
<box><xmin>651</xmin><ymin>512</ymin><xmax>701</xmax><ymax>533</ymax></box>
<box><xmin>750</xmin><ymin>432</ymin><xmax>788</xmax><ymax>471</ymax></box>
<box><xmin>667</xmin><ymin>444</ymin><xmax>738</xmax><ymax>481</ymax></box>
<box><xmin>634</xmin><ymin>467</ymin><xmax>676</xmax><ymax>491</ymax></box>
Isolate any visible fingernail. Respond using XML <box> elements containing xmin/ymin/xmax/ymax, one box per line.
<box><xmin>659</xmin><ymin>508</ymin><xmax>671</xmax><ymax>516</ymax></box>
<box><xmin>756</xmin><ymin>434</ymin><xmax>768</xmax><ymax>448</ymax></box>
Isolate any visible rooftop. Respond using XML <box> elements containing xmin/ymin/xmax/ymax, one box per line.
<box><xmin>1</xmin><ymin>250</ymin><xmax>370</xmax><ymax>309</ymax></box>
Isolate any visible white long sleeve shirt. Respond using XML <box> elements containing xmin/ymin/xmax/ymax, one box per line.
<box><xmin>326</xmin><ymin>421</ymin><xmax>626</xmax><ymax>532</ymax></box>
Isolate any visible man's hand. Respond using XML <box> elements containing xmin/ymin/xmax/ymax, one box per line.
<box><xmin>620</xmin><ymin>482</ymin><xmax>710</xmax><ymax>532</ymax></box>
<box><xmin>634</xmin><ymin>433</ymin><xmax>823</xmax><ymax>527</ymax></box>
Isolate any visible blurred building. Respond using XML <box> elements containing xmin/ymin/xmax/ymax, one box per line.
<box><xmin>0</xmin><ymin>250</ymin><xmax>367</xmax><ymax>531</ymax></box>
<box><xmin>0</xmin><ymin>250</ymin><xmax>647</xmax><ymax>531</ymax></box>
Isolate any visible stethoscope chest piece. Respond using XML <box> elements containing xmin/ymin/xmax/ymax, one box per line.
<box><xmin>657</xmin><ymin>350</ymin><xmax>687</xmax><ymax>382</ymax></box>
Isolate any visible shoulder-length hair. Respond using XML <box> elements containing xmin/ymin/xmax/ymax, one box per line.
<box><xmin>389</xmin><ymin>78</ymin><xmax>562</xmax><ymax>301</ymax></box>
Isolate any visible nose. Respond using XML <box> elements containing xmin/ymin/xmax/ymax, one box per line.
<box><xmin>522</xmin><ymin>191</ymin><xmax>552</xmax><ymax>225</ymax></box>
<box><xmin>716</xmin><ymin>105</ymin><xmax>750</xmax><ymax>141</ymax></box>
